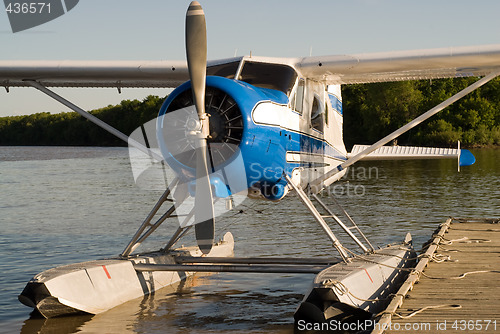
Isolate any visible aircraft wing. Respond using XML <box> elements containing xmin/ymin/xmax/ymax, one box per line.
<box><xmin>2</xmin><ymin>45</ymin><xmax>500</xmax><ymax>88</ymax></box>
<box><xmin>348</xmin><ymin>144</ymin><xmax>476</xmax><ymax>166</ymax></box>
<box><xmin>0</xmin><ymin>57</ymin><xmax>248</xmax><ymax>89</ymax></box>
<box><xmin>0</xmin><ymin>59</ymin><xmax>193</xmax><ymax>88</ymax></box>
<box><xmin>295</xmin><ymin>44</ymin><xmax>500</xmax><ymax>84</ymax></box>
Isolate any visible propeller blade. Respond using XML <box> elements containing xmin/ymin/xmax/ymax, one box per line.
<box><xmin>186</xmin><ymin>0</ymin><xmax>207</xmax><ymax>120</ymax></box>
<box><xmin>194</xmin><ymin>140</ymin><xmax>215</xmax><ymax>254</ymax></box>
<box><xmin>185</xmin><ymin>1</ymin><xmax>214</xmax><ymax>254</ymax></box>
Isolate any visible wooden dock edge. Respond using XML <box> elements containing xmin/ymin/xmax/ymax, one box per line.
<box><xmin>370</xmin><ymin>217</ymin><xmax>454</xmax><ymax>334</ymax></box>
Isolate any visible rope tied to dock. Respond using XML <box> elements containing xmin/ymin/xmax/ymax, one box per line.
<box><xmin>371</xmin><ymin>218</ymin><xmax>500</xmax><ymax>334</ymax></box>
<box><xmin>321</xmin><ymin>279</ymin><xmax>391</xmax><ymax>303</ymax></box>
<box><xmin>421</xmin><ymin>270</ymin><xmax>500</xmax><ymax>280</ymax></box>
<box><xmin>393</xmin><ymin>304</ymin><xmax>462</xmax><ymax>319</ymax></box>
<box><xmin>341</xmin><ymin>246</ymin><xmax>417</xmax><ymax>273</ymax></box>
<box><xmin>426</xmin><ymin>253</ymin><xmax>457</xmax><ymax>263</ymax></box>
<box><xmin>431</xmin><ymin>234</ymin><xmax>491</xmax><ymax>245</ymax></box>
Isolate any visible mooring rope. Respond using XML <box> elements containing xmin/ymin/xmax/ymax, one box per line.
<box><xmin>341</xmin><ymin>244</ymin><xmax>500</xmax><ymax>281</ymax></box>
<box><xmin>373</xmin><ymin>222</ymin><xmax>498</xmax><ymax>326</ymax></box>
<box><xmin>393</xmin><ymin>304</ymin><xmax>462</xmax><ymax>319</ymax></box>
<box><xmin>427</xmin><ymin>253</ymin><xmax>457</xmax><ymax>263</ymax></box>
<box><xmin>321</xmin><ymin>279</ymin><xmax>392</xmax><ymax>303</ymax></box>
<box><xmin>431</xmin><ymin>235</ymin><xmax>492</xmax><ymax>245</ymax></box>
<box><xmin>341</xmin><ymin>247</ymin><xmax>416</xmax><ymax>273</ymax></box>
<box><xmin>421</xmin><ymin>270</ymin><xmax>500</xmax><ymax>280</ymax></box>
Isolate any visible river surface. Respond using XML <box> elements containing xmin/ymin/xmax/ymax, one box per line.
<box><xmin>0</xmin><ymin>146</ymin><xmax>498</xmax><ymax>333</ymax></box>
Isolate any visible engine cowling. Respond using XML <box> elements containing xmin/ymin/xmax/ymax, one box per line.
<box><xmin>157</xmin><ymin>76</ymin><xmax>291</xmax><ymax>200</ymax></box>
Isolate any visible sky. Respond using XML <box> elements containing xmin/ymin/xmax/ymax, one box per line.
<box><xmin>1</xmin><ymin>0</ymin><xmax>500</xmax><ymax>117</ymax></box>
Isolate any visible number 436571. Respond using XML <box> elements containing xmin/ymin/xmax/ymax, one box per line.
<box><xmin>452</xmin><ymin>320</ymin><xmax>497</xmax><ymax>331</ymax></box>
<box><xmin>5</xmin><ymin>3</ymin><xmax>51</xmax><ymax>14</ymax></box>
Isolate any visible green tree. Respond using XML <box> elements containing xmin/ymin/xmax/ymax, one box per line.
<box><xmin>343</xmin><ymin>77</ymin><xmax>500</xmax><ymax>148</ymax></box>
<box><xmin>0</xmin><ymin>95</ymin><xmax>166</xmax><ymax>146</ymax></box>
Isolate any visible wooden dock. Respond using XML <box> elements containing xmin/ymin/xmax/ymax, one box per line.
<box><xmin>373</xmin><ymin>217</ymin><xmax>500</xmax><ymax>333</ymax></box>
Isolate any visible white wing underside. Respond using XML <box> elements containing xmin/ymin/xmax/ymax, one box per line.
<box><xmin>2</xmin><ymin>44</ymin><xmax>500</xmax><ymax>88</ymax></box>
<box><xmin>348</xmin><ymin>145</ymin><xmax>461</xmax><ymax>160</ymax></box>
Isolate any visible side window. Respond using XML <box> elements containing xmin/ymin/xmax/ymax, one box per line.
<box><xmin>291</xmin><ymin>79</ymin><xmax>305</xmax><ymax>114</ymax></box>
<box><xmin>310</xmin><ymin>94</ymin><xmax>324</xmax><ymax>133</ymax></box>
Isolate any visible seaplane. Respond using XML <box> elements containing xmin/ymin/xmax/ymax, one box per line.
<box><xmin>2</xmin><ymin>0</ymin><xmax>500</xmax><ymax>326</ymax></box>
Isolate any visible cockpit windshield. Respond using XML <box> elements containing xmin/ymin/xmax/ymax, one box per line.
<box><xmin>238</xmin><ymin>62</ymin><xmax>297</xmax><ymax>95</ymax></box>
<box><xmin>207</xmin><ymin>61</ymin><xmax>240</xmax><ymax>78</ymax></box>
<box><xmin>207</xmin><ymin>60</ymin><xmax>298</xmax><ymax>96</ymax></box>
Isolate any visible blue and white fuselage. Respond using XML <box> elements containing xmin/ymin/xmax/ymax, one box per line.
<box><xmin>157</xmin><ymin>56</ymin><xmax>348</xmax><ymax>201</ymax></box>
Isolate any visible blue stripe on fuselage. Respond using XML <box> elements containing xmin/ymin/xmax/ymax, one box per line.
<box><xmin>287</xmin><ymin>130</ymin><xmax>346</xmax><ymax>174</ymax></box>
<box><xmin>242</xmin><ymin>121</ymin><xmax>346</xmax><ymax>187</ymax></box>
<box><xmin>256</xmin><ymin>123</ymin><xmax>346</xmax><ymax>169</ymax></box>
<box><xmin>328</xmin><ymin>93</ymin><xmax>343</xmax><ymax>115</ymax></box>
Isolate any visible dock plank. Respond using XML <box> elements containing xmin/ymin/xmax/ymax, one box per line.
<box><xmin>378</xmin><ymin>218</ymin><xmax>500</xmax><ymax>334</ymax></box>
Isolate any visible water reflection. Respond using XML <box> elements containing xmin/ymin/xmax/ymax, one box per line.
<box><xmin>1</xmin><ymin>147</ymin><xmax>498</xmax><ymax>333</ymax></box>
<box><xmin>19</xmin><ymin>274</ymin><xmax>301</xmax><ymax>334</ymax></box>
<box><xmin>20</xmin><ymin>276</ymin><xmax>203</xmax><ymax>334</ymax></box>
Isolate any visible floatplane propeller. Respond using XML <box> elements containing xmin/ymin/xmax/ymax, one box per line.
<box><xmin>185</xmin><ymin>1</ymin><xmax>215</xmax><ymax>254</ymax></box>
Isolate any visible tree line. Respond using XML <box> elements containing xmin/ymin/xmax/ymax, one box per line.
<box><xmin>1</xmin><ymin>77</ymin><xmax>500</xmax><ymax>148</ymax></box>
<box><xmin>342</xmin><ymin>77</ymin><xmax>500</xmax><ymax>149</ymax></box>
<box><xmin>0</xmin><ymin>95</ymin><xmax>164</xmax><ymax>146</ymax></box>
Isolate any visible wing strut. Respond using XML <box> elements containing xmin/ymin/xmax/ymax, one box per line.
<box><xmin>120</xmin><ymin>178</ymin><xmax>179</xmax><ymax>257</ymax></box>
<box><xmin>24</xmin><ymin>80</ymin><xmax>193</xmax><ymax>257</ymax></box>
<box><xmin>311</xmin><ymin>193</ymin><xmax>375</xmax><ymax>253</ymax></box>
<box><xmin>311</xmin><ymin>70</ymin><xmax>500</xmax><ymax>190</ymax></box>
<box><xmin>284</xmin><ymin>174</ymin><xmax>351</xmax><ymax>262</ymax></box>
<box><xmin>25</xmin><ymin>80</ymin><xmax>164</xmax><ymax>163</ymax></box>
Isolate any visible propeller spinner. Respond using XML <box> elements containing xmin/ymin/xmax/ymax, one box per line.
<box><xmin>185</xmin><ymin>1</ymin><xmax>215</xmax><ymax>254</ymax></box>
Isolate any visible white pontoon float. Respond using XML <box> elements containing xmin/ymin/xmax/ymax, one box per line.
<box><xmin>19</xmin><ymin>175</ymin><xmax>415</xmax><ymax>323</ymax></box>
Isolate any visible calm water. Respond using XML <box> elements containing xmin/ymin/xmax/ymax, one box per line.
<box><xmin>0</xmin><ymin>146</ymin><xmax>498</xmax><ymax>333</ymax></box>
